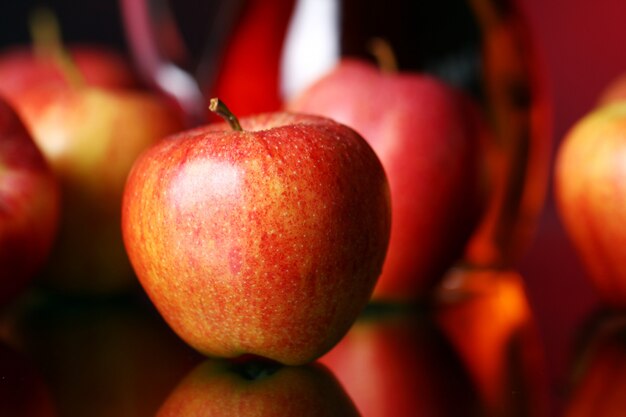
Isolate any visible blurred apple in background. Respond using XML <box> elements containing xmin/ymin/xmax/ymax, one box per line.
<box><xmin>5</xmin><ymin>294</ymin><xmax>202</xmax><ymax>417</ymax></box>
<box><xmin>554</xmin><ymin>102</ymin><xmax>626</xmax><ymax>308</ymax></box>
<box><xmin>122</xmin><ymin>104</ymin><xmax>390</xmax><ymax>365</ymax></box>
<box><xmin>0</xmin><ymin>8</ymin><xmax>184</xmax><ymax>294</ymax></box>
<box><xmin>0</xmin><ymin>97</ymin><xmax>59</xmax><ymax>306</ymax></box>
<box><xmin>563</xmin><ymin>311</ymin><xmax>626</xmax><ymax>417</ymax></box>
<box><xmin>319</xmin><ymin>308</ymin><xmax>482</xmax><ymax>417</ymax></box>
<box><xmin>434</xmin><ymin>268</ymin><xmax>550</xmax><ymax>417</ymax></box>
<box><xmin>289</xmin><ymin>59</ymin><xmax>483</xmax><ymax>302</ymax></box>
<box><xmin>0</xmin><ymin>44</ymin><xmax>138</xmax><ymax>103</ymax></box>
<box><xmin>156</xmin><ymin>360</ymin><xmax>359</xmax><ymax>417</ymax></box>
<box><xmin>16</xmin><ymin>82</ymin><xmax>183</xmax><ymax>293</ymax></box>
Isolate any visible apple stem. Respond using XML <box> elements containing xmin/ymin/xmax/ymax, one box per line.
<box><xmin>209</xmin><ymin>98</ymin><xmax>243</xmax><ymax>131</ymax></box>
<box><xmin>29</xmin><ymin>7</ymin><xmax>85</xmax><ymax>89</ymax></box>
<box><xmin>368</xmin><ymin>37</ymin><xmax>398</xmax><ymax>73</ymax></box>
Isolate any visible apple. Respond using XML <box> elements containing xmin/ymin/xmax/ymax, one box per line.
<box><xmin>554</xmin><ymin>102</ymin><xmax>626</xmax><ymax>307</ymax></box>
<box><xmin>0</xmin><ymin>44</ymin><xmax>138</xmax><ymax>104</ymax></box>
<box><xmin>0</xmin><ymin>98</ymin><xmax>59</xmax><ymax>305</ymax></box>
<box><xmin>122</xmin><ymin>99</ymin><xmax>391</xmax><ymax>365</ymax></box>
<box><xmin>14</xmin><ymin>81</ymin><xmax>184</xmax><ymax>293</ymax></box>
<box><xmin>288</xmin><ymin>59</ymin><xmax>483</xmax><ymax>302</ymax></box>
<box><xmin>434</xmin><ymin>268</ymin><xmax>550</xmax><ymax>417</ymax></box>
<box><xmin>156</xmin><ymin>359</ymin><xmax>359</xmax><ymax>417</ymax></box>
<box><xmin>319</xmin><ymin>308</ymin><xmax>481</xmax><ymax>417</ymax></box>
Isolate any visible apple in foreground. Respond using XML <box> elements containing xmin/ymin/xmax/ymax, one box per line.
<box><xmin>288</xmin><ymin>59</ymin><xmax>483</xmax><ymax>302</ymax></box>
<box><xmin>0</xmin><ymin>98</ymin><xmax>59</xmax><ymax>305</ymax></box>
<box><xmin>122</xmin><ymin>99</ymin><xmax>391</xmax><ymax>365</ymax></box>
<box><xmin>15</xmin><ymin>83</ymin><xmax>183</xmax><ymax>293</ymax></box>
<box><xmin>555</xmin><ymin>102</ymin><xmax>626</xmax><ymax>307</ymax></box>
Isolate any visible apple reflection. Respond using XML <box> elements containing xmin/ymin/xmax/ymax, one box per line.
<box><xmin>563</xmin><ymin>311</ymin><xmax>626</xmax><ymax>417</ymax></box>
<box><xmin>319</xmin><ymin>306</ymin><xmax>482</xmax><ymax>417</ymax></box>
<box><xmin>156</xmin><ymin>359</ymin><xmax>360</xmax><ymax>417</ymax></box>
<box><xmin>6</xmin><ymin>293</ymin><xmax>202</xmax><ymax>417</ymax></box>
<box><xmin>0</xmin><ymin>339</ymin><xmax>56</xmax><ymax>417</ymax></box>
<box><xmin>434</xmin><ymin>268</ymin><xmax>550</xmax><ymax>417</ymax></box>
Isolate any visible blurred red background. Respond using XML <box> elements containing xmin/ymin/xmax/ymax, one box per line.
<box><xmin>517</xmin><ymin>0</ymin><xmax>626</xmax><ymax>390</ymax></box>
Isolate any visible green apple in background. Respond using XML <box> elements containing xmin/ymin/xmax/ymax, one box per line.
<box><xmin>156</xmin><ymin>360</ymin><xmax>359</xmax><ymax>417</ymax></box>
<box><xmin>0</xmin><ymin>98</ymin><xmax>59</xmax><ymax>305</ymax></box>
<box><xmin>122</xmin><ymin>99</ymin><xmax>391</xmax><ymax>365</ymax></box>
<box><xmin>289</xmin><ymin>59</ymin><xmax>484</xmax><ymax>302</ymax></box>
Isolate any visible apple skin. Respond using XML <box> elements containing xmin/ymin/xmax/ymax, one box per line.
<box><xmin>555</xmin><ymin>102</ymin><xmax>626</xmax><ymax>307</ymax></box>
<box><xmin>0</xmin><ymin>98</ymin><xmax>59</xmax><ymax>304</ymax></box>
<box><xmin>0</xmin><ymin>45</ymin><xmax>138</xmax><ymax>102</ymax></box>
<box><xmin>122</xmin><ymin>112</ymin><xmax>391</xmax><ymax>365</ymax></box>
<box><xmin>288</xmin><ymin>59</ymin><xmax>483</xmax><ymax>302</ymax></box>
<box><xmin>15</xmin><ymin>84</ymin><xmax>184</xmax><ymax>293</ymax></box>
<box><xmin>156</xmin><ymin>360</ymin><xmax>359</xmax><ymax>417</ymax></box>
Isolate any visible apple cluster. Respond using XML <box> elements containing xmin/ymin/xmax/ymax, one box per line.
<box><xmin>0</xmin><ymin>9</ymin><xmax>494</xmax><ymax>369</ymax></box>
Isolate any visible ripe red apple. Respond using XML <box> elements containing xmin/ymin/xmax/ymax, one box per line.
<box><xmin>156</xmin><ymin>360</ymin><xmax>359</xmax><ymax>417</ymax></box>
<box><xmin>0</xmin><ymin>45</ymin><xmax>138</xmax><ymax>103</ymax></box>
<box><xmin>122</xmin><ymin>100</ymin><xmax>391</xmax><ymax>365</ymax></box>
<box><xmin>14</xmin><ymin>82</ymin><xmax>184</xmax><ymax>293</ymax></box>
<box><xmin>554</xmin><ymin>102</ymin><xmax>626</xmax><ymax>307</ymax></box>
<box><xmin>288</xmin><ymin>59</ymin><xmax>483</xmax><ymax>301</ymax></box>
<box><xmin>0</xmin><ymin>98</ymin><xmax>59</xmax><ymax>305</ymax></box>
<box><xmin>318</xmin><ymin>309</ymin><xmax>481</xmax><ymax>417</ymax></box>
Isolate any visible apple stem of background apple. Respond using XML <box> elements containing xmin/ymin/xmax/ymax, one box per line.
<box><xmin>29</xmin><ymin>7</ymin><xmax>85</xmax><ymax>89</ymax></box>
<box><xmin>209</xmin><ymin>98</ymin><xmax>243</xmax><ymax>131</ymax></box>
<box><xmin>368</xmin><ymin>37</ymin><xmax>398</xmax><ymax>73</ymax></box>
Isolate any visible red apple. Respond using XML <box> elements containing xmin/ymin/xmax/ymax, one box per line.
<box><xmin>555</xmin><ymin>102</ymin><xmax>626</xmax><ymax>307</ymax></box>
<box><xmin>288</xmin><ymin>59</ymin><xmax>483</xmax><ymax>302</ymax></box>
<box><xmin>0</xmin><ymin>45</ymin><xmax>138</xmax><ymax>103</ymax></box>
<box><xmin>0</xmin><ymin>98</ymin><xmax>59</xmax><ymax>305</ymax></box>
<box><xmin>14</xmin><ymin>82</ymin><xmax>184</xmax><ymax>293</ymax></box>
<box><xmin>156</xmin><ymin>360</ymin><xmax>359</xmax><ymax>417</ymax></box>
<box><xmin>319</xmin><ymin>309</ymin><xmax>481</xmax><ymax>417</ymax></box>
<box><xmin>122</xmin><ymin>100</ymin><xmax>391</xmax><ymax>365</ymax></box>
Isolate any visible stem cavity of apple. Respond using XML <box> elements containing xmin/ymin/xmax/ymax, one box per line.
<box><xmin>29</xmin><ymin>7</ymin><xmax>85</xmax><ymax>88</ymax></box>
<box><xmin>368</xmin><ymin>37</ymin><xmax>398</xmax><ymax>74</ymax></box>
<box><xmin>209</xmin><ymin>98</ymin><xmax>243</xmax><ymax>132</ymax></box>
